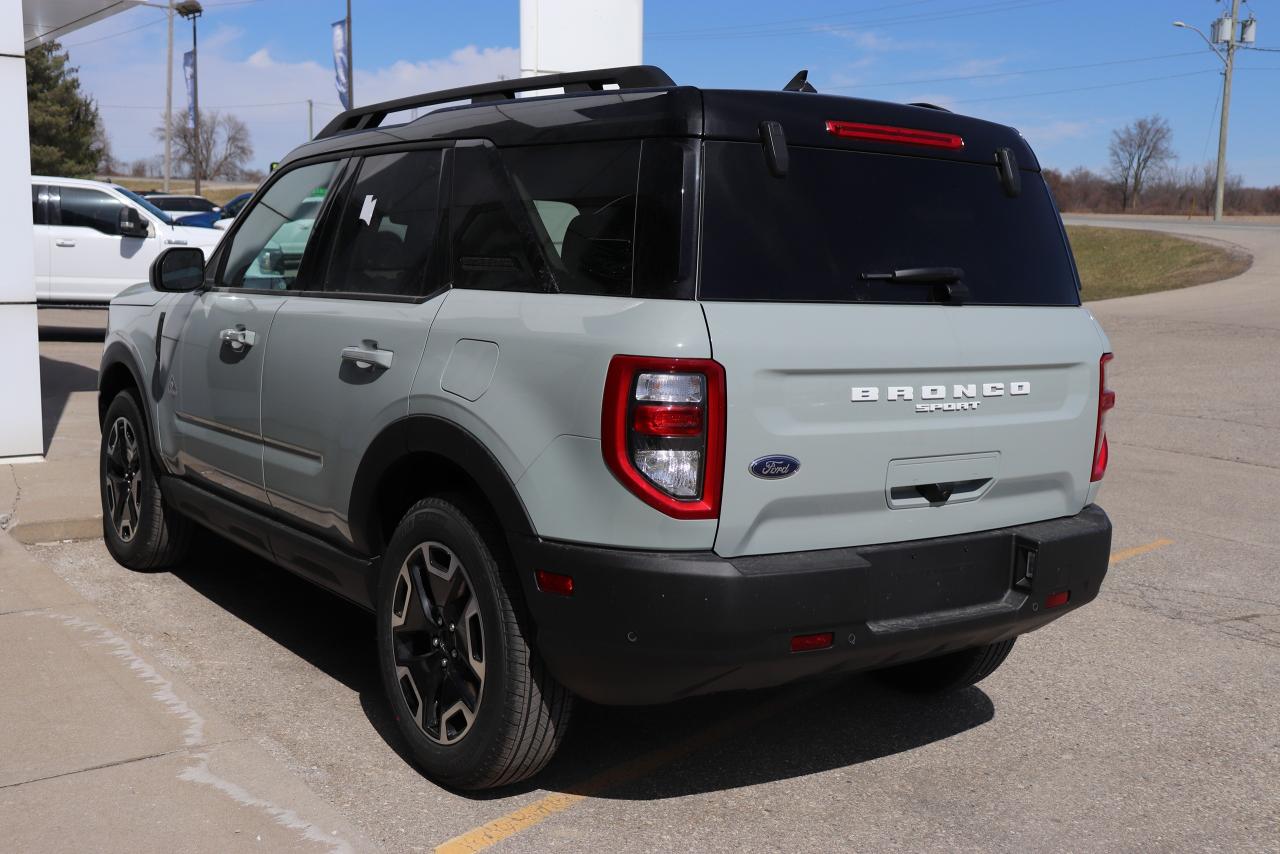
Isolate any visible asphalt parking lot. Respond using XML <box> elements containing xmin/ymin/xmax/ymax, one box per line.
<box><xmin>19</xmin><ymin>217</ymin><xmax>1280</xmax><ymax>852</ymax></box>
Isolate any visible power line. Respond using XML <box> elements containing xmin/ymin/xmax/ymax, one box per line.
<box><xmin>649</xmin><ymin>0</ymin><xmax>1068</xmax><ymax>41</ymax></box>
<box><xmin>647</xmin><ymin>0</ymin><xmax>950</xmax><ymax>37</ymax></box>
<box><xmin>948</xmin><ymin>68</ymin><xmax>1216</xmax><ymax>104</ymax></box>
<box><xmin>826</xmin><ymin>50</ymin><xmax>1208</xmax><ymax>90</ymax></box>
<box><xmin>62</xmin><ymin>16</ymin><xmax>165</xmax><ymax>48</ymax></box>
<box><xmin>100</xmin><ymin>99</ymin><xmax>320</xmax><ymax>110</ymax></box>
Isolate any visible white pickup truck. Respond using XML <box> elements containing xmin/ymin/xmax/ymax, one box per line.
<box><xmin>32</xmin><ymin>176</ymin><xmax>223</xmax><ymax>304</ymax></box>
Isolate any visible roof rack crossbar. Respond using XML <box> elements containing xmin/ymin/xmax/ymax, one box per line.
<box><xmin>315</xmin><ymin>65</ymin><xmax>676</xmax><ymax>139</ymax></box>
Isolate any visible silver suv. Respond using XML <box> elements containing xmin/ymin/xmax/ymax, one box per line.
<box><xmin>98</xmin><ymin>66</ymin><xmax>1115</xmax><ymax>790</ymax></box>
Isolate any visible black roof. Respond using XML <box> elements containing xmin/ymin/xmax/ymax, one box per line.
<box><xmin>285</xmin><ymin>65</ymin><xmax>1039</xmax><ymax>171</ymax></box>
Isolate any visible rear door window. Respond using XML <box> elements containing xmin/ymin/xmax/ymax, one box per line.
<box><xmin>699</xmin><ymin>141</ymin><xmax>1079</xmax><ymax>306</ymax></box>
<box><xmin>316</xmin><ymin>149</ymin><xmax>445</xmax><ymax>299</ymax></box>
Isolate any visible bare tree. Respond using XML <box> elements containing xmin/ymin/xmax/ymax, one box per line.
<box><xmin>1108</xmin><ymin>115</ymin><xmax>1174</xmax><ymax>211</ymax></box>
<box><xmin>91</xmin><ymin>116</ymin><xmax>117</xmax><ymax>176</ymax></box>
<box><xmin>153</xmin><ymin>109</ymin><xmax>253</xmax><ymax>181</ymax></box>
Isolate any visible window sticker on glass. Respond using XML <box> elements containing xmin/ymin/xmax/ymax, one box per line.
<box><xmin>358</xmin><ymin>194</ymin><xmax>377</xmax><ymax>226</ymax></box>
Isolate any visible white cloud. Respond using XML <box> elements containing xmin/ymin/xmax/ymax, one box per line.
<box><xmin>818</xmin><ymin>27</ymin><xmax>900</xmax><ymax>52</ymax></box>
<box><xmin>74</xmin><ymin>23</ymin><xmax>518</xmax><ymax>173</ymax></box>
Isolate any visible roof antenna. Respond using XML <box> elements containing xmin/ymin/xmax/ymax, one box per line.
<box><xmin>783</xmin><ymin>70</ymin><xmax>817</xmax><ymax>93</ymax></box>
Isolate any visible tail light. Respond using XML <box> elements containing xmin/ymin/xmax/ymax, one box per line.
<box><xmin>601</xmin><ymin>355</ymin><xmax>726</xmax><ymax>520</ymax></box>
<box><xmin>1091</xmin><ymin>353</ymin><xmax>1116</xmax><ymax>482</ymax></box>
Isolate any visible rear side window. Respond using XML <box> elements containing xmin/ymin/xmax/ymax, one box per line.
<box><xmin>57</xmin><ymin>187</ymin><xmax>124</xmax><ymax>235</ymax></box>
<box><xmin>500</xmin><ymin>140</ymin><xmax>694</xmax><ymax>299</ymax></box>
<box><xmin>319</xmin><ymin>149</ymin><xmax>445</xmax><ymax>299</ymax></box>
<box><xmin>450</xmin><ymin>145</ymin><xmax>544</xmax><ymax>293</ymax></box>
<box><xmin>699</xmin><ymin>142</ymin><xmax>1079</xmax><ymax>306</ymax></box>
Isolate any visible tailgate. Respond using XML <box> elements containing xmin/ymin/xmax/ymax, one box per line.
<box><xmin>705</xmin><ymin>302</ymin><xmax>1104</xmax><ymax>557</ymax></box>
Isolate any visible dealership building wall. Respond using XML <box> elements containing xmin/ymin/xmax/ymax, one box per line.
<box><xmin>0</xmin><ymin>0</ymin><xmax>41</xmax><ymax>461</ymax></box>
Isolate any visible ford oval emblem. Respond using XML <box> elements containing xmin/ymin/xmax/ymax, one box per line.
<box><xmin>749</xmin><ymin>455</ymin><xmax>800</xmax><ymax>480</ymax></box>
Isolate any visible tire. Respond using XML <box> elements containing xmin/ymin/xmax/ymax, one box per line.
<box><xmin>873</xmin><ymin>638</ymin><xmax>1017</xmax><ymax>694</ymax></box>
<box><xmin>375</xmin><ymin>495</ymin><xmax>573</xmax><ymax>790</ymax></box>
<box><xmin>100</xmin><ymin>390</ymin><xmax>192</xmax><ymax>571</ymax></box>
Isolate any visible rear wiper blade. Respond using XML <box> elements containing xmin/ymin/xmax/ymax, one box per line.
<box><xmin>859</xmin><ymin>266</ymin><xmax>965</xmax><ymax>284</ymax></box>
<box><xmin>859</xmin><ymin>266</ymin><xmax>969</xmax><ymax>304</ymax></box>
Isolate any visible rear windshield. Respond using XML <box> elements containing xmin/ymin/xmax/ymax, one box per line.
<box><xmin>699</xmin><ymin>141</ymin><xmax>1079</xmax><ymax>306</ymax></box>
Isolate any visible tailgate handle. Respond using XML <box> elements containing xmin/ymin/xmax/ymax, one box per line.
<box><xmin>906</xmin><ymin>478</ymin><xmax>990</xmax><ymax>505</ymax></box>
<box><xmin>915</xmin><ymin>482</ymin><xmax>955</xmax><ymax>503</ymax></box>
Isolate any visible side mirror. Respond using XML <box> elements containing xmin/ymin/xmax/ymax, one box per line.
<box><xmin>149</xmin><ymin>247</ymin><xmax>206</xmax><ymax>293</ymax></box>
<box><xmin>259</xmin><ymin>246</ymin><xmax>285</xmax><ymax>275</ymax></box>
<box><xmin>119</xmin><ymin>206</ymin><xmax>149</xmax><ymax>239</ymax></box>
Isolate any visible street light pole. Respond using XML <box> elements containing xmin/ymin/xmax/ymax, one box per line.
<box><xmin>346</xmin><ymin>0</ymin><xmax>354</xmax><ymax>107</ymax></box>
<box><xmin>164</xmin><ymin>2</ymin><xmax>173</xmax><ymax>191</ymax></box>
<box><xmin>176</xmin><ymin>2</ymin><xmax>203</xmax><ymax>195</ymax></box>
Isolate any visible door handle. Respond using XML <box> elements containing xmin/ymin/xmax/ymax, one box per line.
<box><xmin>55</xmin><ymin>239</ymin><xmax>76</xmax><ymax>247</ymax></box>
<box><xmin>341</xmin><ymin>341</ymin><xmax>394</xmax><ymax>371</ymax></box>
<box><xmin>219</xmin><ymin>326</ymin><xmax>257</xmax><ymax>351</ymax></box>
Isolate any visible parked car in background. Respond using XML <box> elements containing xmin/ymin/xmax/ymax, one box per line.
<box><xmin>142</xmin><ymin>193</ymin><xmax>222</xmax><ymax>218</ymax></box>
<box><xmin>32</xmin><ymin>177</ymin><xmax>224</xmax><ymax>303</ymax></box>
<box><xmin>213</xmin><ymin>191</ymin><xmax>253</xmax><ymax>230</ymax></box>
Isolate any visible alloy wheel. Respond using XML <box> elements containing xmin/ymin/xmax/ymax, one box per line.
<box><xmin>104</xmin><ymin>416</ymin><xmax>143</xmax><ymax>543</ymax></box>
<box><xmin>390</xmin><ymin>541</ymin><xmax>486</xmax><ymax>745</ymax></box>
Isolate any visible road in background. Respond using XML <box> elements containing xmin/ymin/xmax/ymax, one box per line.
<box><xmin>18</xmin><ymin>217</ymin><xmax>1280</xmax><ymax>852</ymax></box>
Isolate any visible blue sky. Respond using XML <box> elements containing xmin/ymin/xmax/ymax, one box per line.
<box><xmin>62</xmin><ymin>0</ymin><xmax>1280</xmax><ymax>184</ymax></box>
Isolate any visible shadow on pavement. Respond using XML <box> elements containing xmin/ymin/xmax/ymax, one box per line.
<box><xmin>39</xmin><ymin>355</ymin><xmax>100</xmax><ymax>455</ymax></box>
<box><xmin>169</xmin><ymin>536</ymin><xmax>995</xmax><ymax>801</ymax></box>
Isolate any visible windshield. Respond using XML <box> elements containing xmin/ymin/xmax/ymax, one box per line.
<box><xmin>699</xmin><ymin>142</ymin><xmax>1080</xmax><ymax>306</ymax></box>
<box><xmin>113</xmin><ymin>186</ymin><xmax>174</xmax><ymax>225</ymax></box>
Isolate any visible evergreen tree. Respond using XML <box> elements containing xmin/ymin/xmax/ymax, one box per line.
<box><xmin>27</xmin><ymin>41</ymin><xmax>101</xmax><ymax>177</ymax></box>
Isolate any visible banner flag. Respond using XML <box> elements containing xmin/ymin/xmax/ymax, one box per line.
<box><xmin>182</xmin><ymin>49</ymin><xmax>197</xmax><ymax>125</ymax></box>
<box><xmin>331</xmin><ymin>20</ymin><xmax>350</xmax><ymax>110</ymax></box>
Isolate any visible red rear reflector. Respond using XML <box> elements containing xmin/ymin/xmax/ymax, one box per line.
<box><xmin>1091</xmin><ymin>353</ymin><xmax>1116</xmax><ymax>482</ymax></box>
<box><xmin>631</xmin><ymin>403</ymin><xmax>704</xmax><ymax>437</ymax></box>
<box><xmin>535</xmin><ymin>569</ymin><xmax>574</xmax><ymax>596</ymax></box>
<box><xmin>1045</xmin><ymin>590</ymin><xmax>1070</xmax><ymax>609</ymax></box>
<box><xmin>790</xmin><ymin>632</ymin><xmax>834</xmax><ymax>653</ymax></box>
<box><xmin>826</xmin><ymin>120</ymin><xmax>965</xmax><ymax>150</ymax></box>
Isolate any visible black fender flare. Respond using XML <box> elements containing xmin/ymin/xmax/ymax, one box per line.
<box><xmin>347</xmin><ymin>415</ymin><xmax>536</xmax><ymax>557</ymax></box>
<box><xmin>98</xmin><ymin>339</ymin><xmax>172</xmax><ymax>471</ymax></box>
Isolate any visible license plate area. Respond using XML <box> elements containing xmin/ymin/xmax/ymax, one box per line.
<box><xmin>864</xmin><ymin>533</ymin><xmax>1011</xmax><ymax>621</ymax></box>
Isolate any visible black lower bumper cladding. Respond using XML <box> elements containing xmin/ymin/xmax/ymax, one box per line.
<box><xmin>512</xmin><ymin>505</ymin><xmax>1112</xmax><ymax>705</ymax></box>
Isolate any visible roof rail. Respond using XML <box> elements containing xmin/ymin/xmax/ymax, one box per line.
<box><xmin>315</xmin><ymin>65</ymin><xmax>676</xmax><ymax>139</ymax></box>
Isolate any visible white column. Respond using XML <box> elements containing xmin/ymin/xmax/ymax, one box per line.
<box><xmin>0</xmin><ymin>0</ymin><xmax>43</xmax><ymax>462</ymax></box>
<box><xmin>520</xmin><ymin>0</ymin><xmax>643</xmax><ymax>77</ymax></box>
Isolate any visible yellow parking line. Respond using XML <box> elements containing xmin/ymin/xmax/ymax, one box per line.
<box><xmin>1109</xmin><ymin>538</ymin><xmax>1173</xmax><ymax>564</ymax></box>
<box><xmin>435</xmin><ymin>686</ymin><xmax>815</xmax><ymax>854</ymax></box>
<box><xmin>439</xmin><ymin>536</ymin><xmax>1175</xmax><ymax>853</ymax></box>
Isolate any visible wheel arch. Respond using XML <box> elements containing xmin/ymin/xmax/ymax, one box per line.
<box><xmin>98</xmin><ymin>341</ymin><xmax>147</xmax><ymax>426</ymax></box>
<box><xmin>348</xmin><ymin>416</ymin><xmax>536</xmax><ymax>559</ymax></box>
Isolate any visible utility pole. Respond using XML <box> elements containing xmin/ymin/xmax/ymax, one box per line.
<box><xmin>164</xmin><ymin>2</ymin><xmax>173</xmax><ymax>192</ymax></box>
<box><xmin>307</xmin><ymin>99</ymin><xmax>314</xmax><ymax>139</ymax></box>
<box><xmin>346</xmin><ymin>0</ymin><xmax>354</xmax><ymax>107</ymax></box>
<box><xmin>1213</xmin><ymin>0</ymin><xmax>1242</xmax><ymax>223</ymax></box>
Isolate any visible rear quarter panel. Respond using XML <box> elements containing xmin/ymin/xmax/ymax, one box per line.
<box><xmin>410</xmin><ymin>290</ymin><xmax>716</xmax><ymax>549</ymax></box>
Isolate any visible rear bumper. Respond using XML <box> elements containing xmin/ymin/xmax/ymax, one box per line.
<box><xmin>512</xmin><ymin>505</ymin><xmax>1112</xmax><ymax>705</ymax></box>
